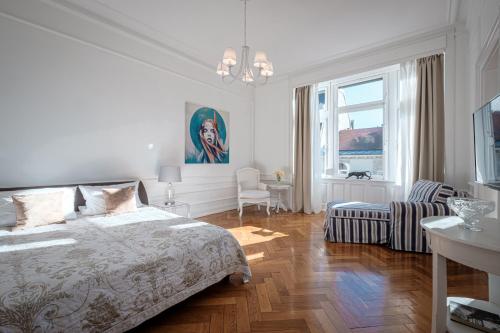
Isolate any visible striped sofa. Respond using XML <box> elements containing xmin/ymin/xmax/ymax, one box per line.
<box><xmin>324</xmin><ymin>180</ymin><xmax>460</xmax><ymax>253</ymax></box>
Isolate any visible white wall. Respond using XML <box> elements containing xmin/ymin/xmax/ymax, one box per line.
<box><xmin>254</xmin><ymin>80</ymin><xmax>292</xmax><ymax>180</ymax></box>
<box><xmin>456</xmin><ymin>0</ymin><xmax>500</xmax><ymax>183</ymax></box>
<box><xmin>441</xmin><ymin>0</ymin><xmax>500</xmax><ymax>304</ymax></box>
<box><xmin>455</xmin><ymin>0</ymin><xmax>500</xmax><ymax>216</ymax></box>
<box><xmin>0</xmin><ymin>1</ymin><xmax>254</xmax><ymax>218</ymax></box>
<box><xmin>254</xmin><ymin>27</ymin><xmax>459</xmax><ymax>204</ymax></box>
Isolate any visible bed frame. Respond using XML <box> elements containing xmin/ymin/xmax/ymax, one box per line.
<box><xmin>0</xmin><ymin>180</ymin><xmax>149</xmax><ymax>209</ymax></box>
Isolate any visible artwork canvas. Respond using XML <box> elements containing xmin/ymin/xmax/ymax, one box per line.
<box><xmin>185</xmin><ymin>102</ymin><xmax>229</xmax><ymax>164</ymax></box>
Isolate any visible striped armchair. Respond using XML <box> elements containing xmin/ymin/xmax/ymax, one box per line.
<box><xmin>324</xmin><ymin>180</ymin><xmax>463</xmax><ymax>254</ymax></box>
<box><xmin>388</xmin><ymin>181</ymin><xmax>458</xmax><ymax>253</ymax></box>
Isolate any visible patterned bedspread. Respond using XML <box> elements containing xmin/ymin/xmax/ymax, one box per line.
<box><xmin>0</xmin><ymin>207</ymin><xmax>251</xmax><ymax>332</ymax></box>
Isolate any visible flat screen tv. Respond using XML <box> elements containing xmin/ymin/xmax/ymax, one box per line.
<box><xmin>474</xmin><ymin>94</ymin><xmax>500</xmax><ymax>189</ymax></box>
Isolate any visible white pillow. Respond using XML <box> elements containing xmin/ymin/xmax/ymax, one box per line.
<box><xmin>0</xmin><ymin>187</ymin><xmax>77</xmax><ymax>227</ymax></box>
<box><xmin>78</xmin><ymin>182</ymin><xmax>143</xmax><ymax>216</ymax></box>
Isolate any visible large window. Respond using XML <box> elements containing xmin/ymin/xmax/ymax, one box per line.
<box><xmin>318</xmin><ymin>66</ymin><xmax>399</xmax><ymax>180</ymax></box>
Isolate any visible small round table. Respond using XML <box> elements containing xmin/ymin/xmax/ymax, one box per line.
<box><xmin>267</xmin><ymin>182</ymin><xmax>292</xmax><ymax>213</ymax></box>
<box><xmin>421</xmin><ymin>216</ymin><xmax>500</xmax><ymax>333</ymax></box>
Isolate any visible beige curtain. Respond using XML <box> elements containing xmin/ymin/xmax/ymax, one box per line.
<box><xmin>293</xmin><ymin>86</ymin><xmax>312</xmax><ymax>213</ymax></box>
<box><xmin>413</xmin><ymin>54</ymin><xmax>445</xmax><ymax>183</ymax></box>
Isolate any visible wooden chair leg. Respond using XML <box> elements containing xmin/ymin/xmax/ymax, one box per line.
<box><xmin>266</xmin><ymin>199</ymin><xmax>270</xmax><ymax>215</ymax></box>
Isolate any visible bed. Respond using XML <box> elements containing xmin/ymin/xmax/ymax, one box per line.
<box><xmin>0</xmin><ymin>181</ymin><xmax>251</xmax><ymax>332</ymax></box>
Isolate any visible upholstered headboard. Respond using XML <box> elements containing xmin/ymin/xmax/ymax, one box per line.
<box><xmin>0</xmin><ymin>180</ymin><xmax>149</xmax><ymax>210</ymax></box>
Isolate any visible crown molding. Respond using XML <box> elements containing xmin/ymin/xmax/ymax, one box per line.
<box><xmin>47</xmin><ymin>0</ymin><xmax>215</xmax><ymax>72</ymax></box>
<box><xmin>266</xmin><ymin>24</ymin><xmax>453</xmax><ymax>85</ymax></box>
<box><xmin>0</xmin><ymin>0</ymin><xmax>252</xmax><ymax>96</ymax></box>
<box><xmin>2</xmin><ymin>0</ymin><xmax>455</xmax><ymax>90</ymax></box>
<box><xmin>29</xmin><ymin>0</ymin><xmax>455</xmax><ymax>84</ymax></box>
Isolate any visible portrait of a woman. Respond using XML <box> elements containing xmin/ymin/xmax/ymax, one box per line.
<box><xmin>185</xmin><ymin>103</ymin><xmax>229</xmax><ymax>164</ymax></box>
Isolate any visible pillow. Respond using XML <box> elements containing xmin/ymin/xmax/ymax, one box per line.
<box><xmin>435</xmin><ymin>183</ymin><xmax>456</xmax><ymax>204</ymax></box>
<box><xmin>102</xmin><ymin>186</ymin><xmax>137</xmax><ymax>215</ymax></box>
<box><xmin>408</xmin><ymin>180</ymin><xmax>442</xmax><ymax>203</ymax></box>
<box><xmin>0</xmin><ymin>187</ymin><xmax>77</xmax><ymax>227</ymax></box>
<box><xmin>79</xmin><ymin>181</ymin><xmax>142</xmax><ymax>216</ymax></box>
<box><xmin>12</xmin><ymin>191</ymin><xmax>66</xmax><ymax>229</ymax></box>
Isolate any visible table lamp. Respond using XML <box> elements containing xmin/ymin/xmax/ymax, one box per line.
<box><xmin>158</xmin><ymin>165</ymin><xmax>182</xmax><ymax>205</ymax></box>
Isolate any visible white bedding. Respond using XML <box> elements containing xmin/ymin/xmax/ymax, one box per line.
<box><xmin>0</xmin><ymin>206</ymin><xmax>251</xmax><ymax>332</ymax></box>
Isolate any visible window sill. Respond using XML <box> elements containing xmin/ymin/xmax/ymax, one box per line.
<box><xmin>320</xmin><ymin>176</ymin><xmax>395</xmax><ymax>184</ymax></box>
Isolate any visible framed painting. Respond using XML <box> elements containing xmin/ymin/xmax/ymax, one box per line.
<box><xmin>185</xmin><ymin>102</ymin><xmax>229</xmax><ymax>164</ymax></box>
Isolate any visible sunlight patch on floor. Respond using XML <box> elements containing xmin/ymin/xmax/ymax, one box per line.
<box><xmin>246</xmin><ymin>251</ymin><xmax>265</xmax><ymax>261</ymax></box>
<box><xmin>227</xmin><ymin>226</ymin><xmax>288</xmax><ymax>246</ymax></box>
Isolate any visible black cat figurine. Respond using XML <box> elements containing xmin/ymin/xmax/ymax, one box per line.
<box><xmin>346</xmin><ymin>171</ymin><xmax>372</xmax><ymax>180</ymax></box>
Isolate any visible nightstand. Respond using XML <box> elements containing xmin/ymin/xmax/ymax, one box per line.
<box><xmin>152</xmin><ymin>201</ymin><xmax>191</xmax><ymax>218</ymax></box>
<box><xmin>267</xmin><ymin>182</ymin><xmax>292</xmax><ymax>213</ymax></box>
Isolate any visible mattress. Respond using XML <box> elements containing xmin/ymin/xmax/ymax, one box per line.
<box><xmin>0</xmin><ymin>207</ymin><xmax>251</xmax><ymax>332</ymax></box>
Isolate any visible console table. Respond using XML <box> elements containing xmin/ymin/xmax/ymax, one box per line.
<box><xmin>421</xmin><ymin>216</ymin><xmax>500</xmax><ymax>333</ymax></box>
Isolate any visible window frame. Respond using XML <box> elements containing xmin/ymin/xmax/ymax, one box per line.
<box><xmin>318</xmin><ymin>65</ymin><xmax>399</xmax><ymax>181</ymax></box>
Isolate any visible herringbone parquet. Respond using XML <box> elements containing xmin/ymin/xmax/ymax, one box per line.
<box><xmin>131</xmin><ymin>207</ymin><xmax>488</xmax><ymax>333</ymax></box>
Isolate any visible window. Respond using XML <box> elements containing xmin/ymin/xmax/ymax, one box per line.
<box><xmin>317</xmin><ymin>66</ymin><xmax>399</xmax><ymax>180</ymax></box>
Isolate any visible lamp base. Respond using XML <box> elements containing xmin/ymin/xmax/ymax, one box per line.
<box><xmin>166</xmin><ymin>183</ymin><xmax>175</xmax><ymax>206</ymax></box>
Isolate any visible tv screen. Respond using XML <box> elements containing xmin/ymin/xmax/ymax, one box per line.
<box><xmin>474</xmin><ymin>94</ymin><xmax>500</xmax><ymax>188</ymax></box>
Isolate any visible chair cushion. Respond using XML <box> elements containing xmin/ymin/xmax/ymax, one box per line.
<box><xmin>407</xmin><ymin>180</ymin><xmax>442</xmax><ymax>203</ymax></box>
<box><xmin>327</xmin><ymin>201</ymin><xmax>390</xmax><ymax>221</ymax></box>
<box><xmin>240</xmin><ymin>190</ymin><xmax>270</xmax><ymax>199</ymax></box>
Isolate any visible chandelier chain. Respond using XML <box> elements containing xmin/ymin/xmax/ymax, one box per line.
<box><xmin>243</xmin><ymin>0</ymin><xmax>247</xmax><ymax>47</ymax></box>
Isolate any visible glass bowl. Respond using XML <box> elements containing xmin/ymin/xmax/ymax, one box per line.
<box><xmin>446</xmin><ymin>197</ymin><xmax>495</xmax><ymax>231</ymax></box>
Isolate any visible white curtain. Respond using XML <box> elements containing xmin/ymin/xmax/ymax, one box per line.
<box><xmin>396</xmin><ymin>60</ymin><xmax>417</xmax><ymax>200</ymax></box>
<box><xmin>310</xmin><ymin>84</ymin><xmax>323</xmax><ymax>213</ymax></box>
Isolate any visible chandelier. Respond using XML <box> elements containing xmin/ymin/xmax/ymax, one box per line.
<box><xmin>216</xmin><ymin>0</ymin><xmax>274</xmax><ymax>85</ymax></box>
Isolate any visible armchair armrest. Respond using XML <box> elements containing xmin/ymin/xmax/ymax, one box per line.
<box><xmin>389</xmin><ymin>201</ymin><xmax>451</xmax><ymax>253</ymax></box>
<box><xmin>390</xmin><ymin>201</ymin><xmax>451</xmax><ymax>220</ymax></box>
<box><xmin>258</xmin><ymin>182</ymin><xmax>267</xmax><ymax>191</ymax></box>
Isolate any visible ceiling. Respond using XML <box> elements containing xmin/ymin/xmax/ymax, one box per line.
<box><xmin>64</xmin><ymin>0</ymin><xmax>452</xmax><ymax>75</ymax></box>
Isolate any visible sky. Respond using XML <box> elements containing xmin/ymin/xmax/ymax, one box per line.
<box><xmin>338</xmin><ymin>79</ymin><xmax>383</xmax><ymax>129</ymax></box>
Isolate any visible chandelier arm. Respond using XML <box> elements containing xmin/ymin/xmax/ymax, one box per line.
<box><xmin>220</xmin><ymin>59</ymin><xmax>245</xmax><ymax>84</ymax></box>
<box><xmin>254</xmin><ymin>65</ymin><xmax>263</xmax><ymax>80</ymax></box>
<box><xmin>228</xmin><ymin>65</ymin><xmax>241</xmax><ymax>80</ymax></box>
<box><xmin>255</xmin><ymin>75</ymin><xmax>269</xmax><ymax>86</ymax></box>
<box><xmin>221</xmin><ymin>73</ymin><xmax>238</xmax><ymax>84</ymax></box>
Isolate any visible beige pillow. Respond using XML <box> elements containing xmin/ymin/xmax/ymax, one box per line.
<box><xmin>102</xmin><ymin>186</ymin><xmax>137</xmax><ymax>215</ymax></box>
<box><xmin>12</xmin><ymin>191</ymin><xmax>66</xmax><ymax>229</ymax></box>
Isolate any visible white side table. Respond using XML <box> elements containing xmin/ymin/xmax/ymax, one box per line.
<box><xmin>421</xmin><ymin>216</ymin><xmax>500</xmax><ymax>333</ymax></box>
<box><xmin>267</xmin><ymin>182</ymin><xmax>292</xmax><ymax>213</ymax></box>
<box><xmin>152</xmin><ymin>201</ymin><xmax>191</xmax><ymax>218</ymax></box>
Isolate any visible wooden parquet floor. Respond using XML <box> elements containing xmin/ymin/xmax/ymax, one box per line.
<box><xmin>131</xmin><ymin>207</ymin><xmax>488</xmax><ymax>333</ymax></box>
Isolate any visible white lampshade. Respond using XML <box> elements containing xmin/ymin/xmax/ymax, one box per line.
<box><xmin>222</xmin><ymin>48</ymin><xmax>237</xmax><ymax>66</ymax></box>
<box><xmin>242</xmin><ymin>68</ymin><xmax>254</xmax><ymax>83</ymax></box>
<box><xmin>158</xmin><ymin>166</ymin><xmax>181</xmax><ymax>183</ymax></box>
<box><xmin>216</xmin><ymin>62</ymin><xmax>229</xmax><ymax>76</ymax></box>
<box><xmin>260</xmin><ymin>62</ymin><xmax>274</xmax><ymax>77</ymax></box>
<box><xmin>253</xmin><ymin>51</ymin><xmax>268</xmax><ymax>68</ymax></box>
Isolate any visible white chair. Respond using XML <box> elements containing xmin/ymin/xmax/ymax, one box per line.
<box><xmin>236</xmin><ymin>167</ymin><xmax>270</xmax><ymax>217</ymax></box>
